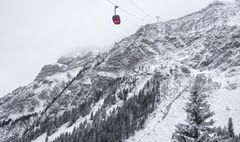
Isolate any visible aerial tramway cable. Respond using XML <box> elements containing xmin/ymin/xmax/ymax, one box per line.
<box><xmin>107</xmin><ymin>0</ymin><xmax>153</xmax><ymax>22</ymax></box>
<box><xmin>129</xmin><ymin>0</ymin><xmax>153</xmax><ymax>19</ymax></box>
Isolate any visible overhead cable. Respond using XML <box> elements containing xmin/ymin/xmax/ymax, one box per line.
<box><xmin>106</xmin><ymin>0</ymin><xmax>153</xmax><ymax>21</ymax></box>
<box><xmin>129</xmin><ymin>0</ymin><xmax>153</xmax><ymax>19</ymax></box>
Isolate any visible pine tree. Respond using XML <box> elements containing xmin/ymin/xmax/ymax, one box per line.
<box><xmin>45</xmin><ymin>136</ymin><xmax>48</xmax><ymax>142</ymax></box>
<box><xmin>228</xmin><ymin>117</ymin><xmax>234</xmax><ymax>138</ymax></box>
<box><xmin>90</xmin><ymin>111</ymin><xmax>94</xmax><ymax>120</ymax></box>
<box><xmin>173</xmin><ymin>90</ymin><xmax>215</xmax><ymax>142</ymax></box>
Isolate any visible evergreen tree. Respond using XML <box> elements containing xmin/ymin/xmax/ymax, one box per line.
<box><xmin>228</xmin><ymin>117</ymin><xmax>234</xmax><ymax>138</ymax></box>
<box><xmin>173</xmin><ymin>90</ymin><xmax>215</xmax><ymax>142</ymax></box>
<box><xmin>45</xmin><ymin>136</ymin><xmax>48</xmax><ymax>142</ymax></box>
<box><xmin>90</xmin><ymin>111</ymin><xmax>94</xmax><ymax>120</ymax></box>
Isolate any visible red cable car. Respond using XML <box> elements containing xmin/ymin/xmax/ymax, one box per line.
<box><xmin>112</xmin><ymin>6</ymin><xmax>121</xmax><ymax>25</ymax></box>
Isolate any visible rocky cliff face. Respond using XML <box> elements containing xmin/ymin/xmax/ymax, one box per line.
<box><xmin>0</xmin><ymin>1</ymin><xmax>240</xmax><ymax>142</ymax></box>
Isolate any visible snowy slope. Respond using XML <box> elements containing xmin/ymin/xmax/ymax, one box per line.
<box><xmin>124</xmin><ymin>1</ymin><xmax>240</xmax><ymax>141</ymax></box>
<box><xmin>125</xmin><ymin>71</ymin><xmax>240</xmax><ymax>142</ymax></box>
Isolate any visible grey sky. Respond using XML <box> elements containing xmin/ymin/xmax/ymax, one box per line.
<box><xmin>0</xmin><ymin>0</ymin><xmax>234</xmax><ymax>96</ymax></box>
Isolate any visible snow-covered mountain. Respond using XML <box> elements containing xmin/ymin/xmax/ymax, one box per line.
<box><xmin>1</xmin><ymin>1</ymin><xmax>240</xmax><ymax>142</ymax></box>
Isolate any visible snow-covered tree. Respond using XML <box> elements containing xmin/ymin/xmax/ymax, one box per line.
<box><xmin>45</xmin><ymin>136</ymin><xmax>48</xmax><ymax>142</ymax></box>
<box><xmin>228</xmin><ymin>117</ymin><xmax>234</xmax><ymax>138</ymax></box>
<box><xmin>173</xmin><ymin>90</ymin><xmax>215</xmax><ymax>142</ymax></box>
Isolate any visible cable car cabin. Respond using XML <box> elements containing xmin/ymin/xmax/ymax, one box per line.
<box><xmin>112</xmin><ymin>15</ymin><xmax>121</xmax><ymax>25</ymax></box>
<box><xmin>112</xmin><ymin>6</ymin><xmax>120</xmax><ymax>25</ymax></box>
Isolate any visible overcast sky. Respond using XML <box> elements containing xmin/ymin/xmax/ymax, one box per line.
<box><xmin>0</xmin><ymin>0</ymin><xmax>234</xmax><ymax>97</ymax></box>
